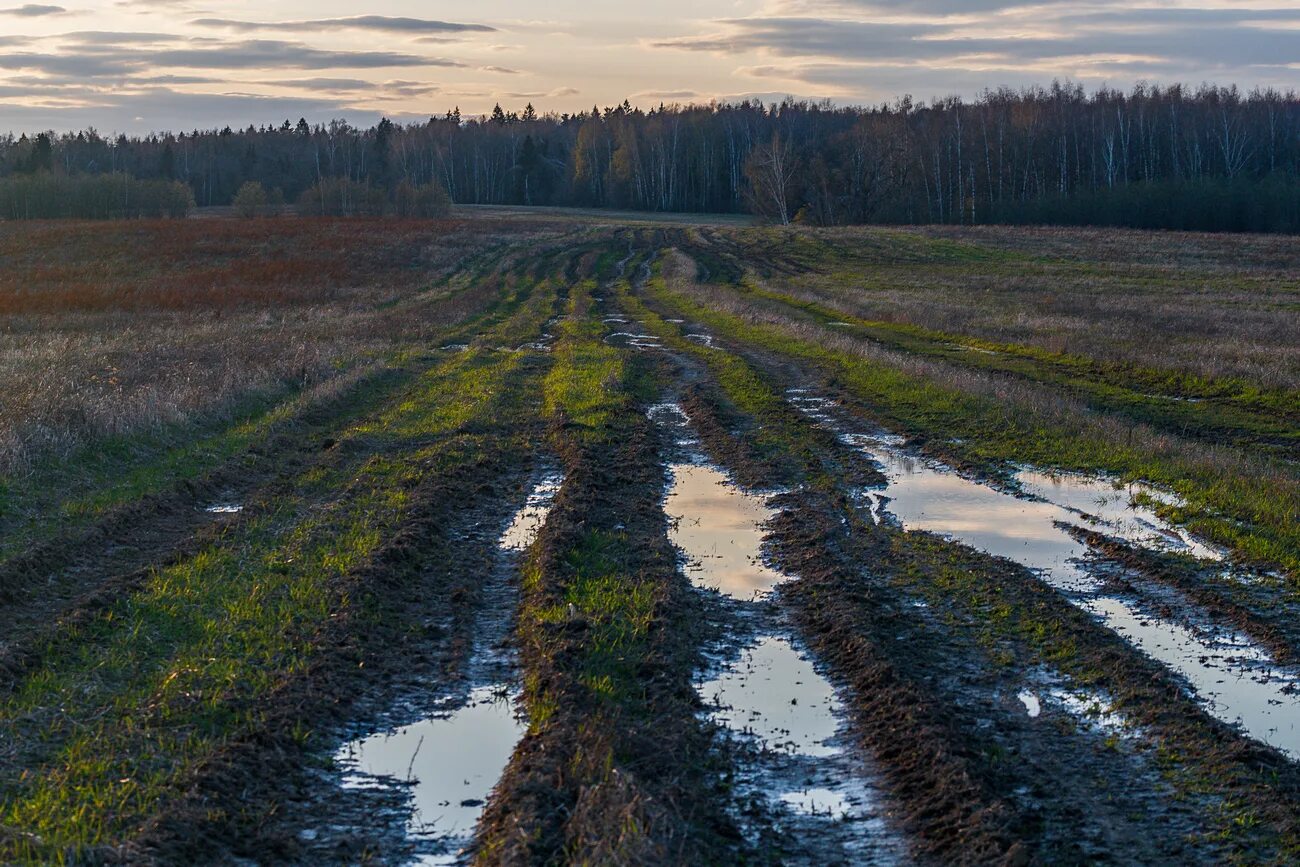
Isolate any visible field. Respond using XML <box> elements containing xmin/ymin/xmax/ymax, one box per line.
<box><xmin>0</xmin><ymin>213</ymin><xmax>1297</xmax><ymax>864</ymax></box>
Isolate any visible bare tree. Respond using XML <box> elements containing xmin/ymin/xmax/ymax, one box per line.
<box><xmin>745</xmin><ymin>131</ymin><xmax>799</xmax><ymax>224</ymax></box>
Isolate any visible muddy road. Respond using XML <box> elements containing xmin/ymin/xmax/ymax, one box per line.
<box><xmin>1</xmin><ymin>222</ymin><xmax>1297</xmax><ymax>865</ymax></box>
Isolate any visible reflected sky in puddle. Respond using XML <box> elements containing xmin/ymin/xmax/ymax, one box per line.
<box><xmin>700</xmin><ymin>635</ymin><xmax>842</xmax><ymax>758</ymax></box>
<box><xmin>333</xmin><ymin>472</ymin><xmax>560</xmax><ymax>862</ymax></box>
<box><xmin>699</xmin><ymin>633</ymin><xmax>897</xmax><ymax>855</ymax></box>
<box><xmin>685</xmin><ymin>333</ymin><xmax>717</xmax><ymax>347</ymax></box>
<box><xmin>657</xmin><ymin>403</ymin><xmax>900</xmax><ymax>857</ymax></box>
<box><xmin>499</xmin><ymin>473</ymin><xmax>563</xmax><ymax>551</ymax></box>
<box><xmin>604</xmin><ymin>331</ymin><xmax>663</xmax><ymax>350</ymax></box>
<box><xmin>1018</xmin><ymin>470</ymin><xmax>1221</xmax><ymax>561</ymax></box>
<box><xmin>1018</xmin><ymin>690</ymin><xmax>1042</xmax><ymax>718</ymax></box>
<box><xmin>338</xmin><ymin>686</ymin><xmax>525</xmax><ymax>861</ymax></box>
<box><xmin>665</xmin><ymin>464</ymin><xmax>785</xmax><ymax>599</ymax></box>
<box><xmin>204</xmin><ymin>503</ymin><xmax>242</xmax><ymax>514</ymax></box>
<box><xmin>781</xmin><ymin>787</ymin><xmax>852</xmax><ymax>818</ymax></box>
<box><xmin>788</xmin><ymin>391</ymin><xmax>1300</xmax><ymax>758</ymax></box>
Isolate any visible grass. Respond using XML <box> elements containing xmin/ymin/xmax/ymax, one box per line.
<box><xmin>646</xmin><ymin>254</ymin><xmax>1300</xmax><ymax>580</ymax></box>
<box><xmin>0</xmin><ymin>220</ymin><xmax>576</xmax><ymax>565</ymax></box>
<box><xmin>0</xmin><ymin>270</ymin><xmax>554</xmax><ymax>862</ymax></box>
<box><xmin>697</xmin><ymin>225</ymin><xmax>1300</xmax><ymax>389</ymax></box>
<box><xmin>527</xmin><ymin>276</ymin><xmax>657</xmax><ymax>713</ymax></box>
<box><xmin>0</xmin><ymin>216</ymin><xmax>565</xmax><ymax>478</ymax></box>
<box><xmin>734</xmin><ymin>278</ymin><xmax>1299</xmax><ymax>455</ymax></box>
<box><xmin>4</xmin><ymin>217</ymin><xmax>1298</xmax><ymax>863</ymax></box>
<box><xmin>637</xmin><ymin>282</ymin><xmax>1298</xmax><ymax>858</ymax></box>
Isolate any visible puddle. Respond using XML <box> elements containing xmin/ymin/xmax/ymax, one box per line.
<box><xmin>665</xmin><ymin>463</ymin><xmax>785</xmax><ymax>600</ymax></box>
<box><xmin>332</xmin><ymin>471</ymin><xmax>562</xmax><ymax>862</ymax></box>
<box><xmin>701</xmin><ymin>635</ymin><xmax>842</xmax><ymax>757</ymax></box>
<box><xmin>698</xmin><ymin>632</ymin><xmax>899</xmax><ymax>860</ymax></box>
<box><xmin>604</xmin><ymin>331</ymin><xmax>663</xmax><ymax>350</ymax></box>
<box><xmin>1048</xmin><ymin>686</ymin><xmax>1131</xmax><ymax>736</ymax></box>
<box><xmin>653</xmin><ymin>403</ymin><xmax>901</xmax><ymax>859</ymax></box>
<box><xmin>204</xmin><ymin>503</ymin><xmax>242</xmax><ymax>514</ymax></box>
<box><xmin>787</xmin><ymin>390</ymin><xmax>1300</xmax><ymax>759</ymax></box>
<box><xmin>685</xmin><ymin>333</ymin><xmax>717</xmax><ymax>347</ymax></box>
<box><xmin>781</xmin><ymin>787</ymin><xmax>852</xmax><ymax>817</ymax></box>
<box><xmin>500</xmin><ymin>473</ymin><xmax>564</xmax><ymax>551</ymax></box>
<box><xmin>1017</xmin><ymin>470</ymin><xmax>1221</xmax><ymax>561</ymax></box>
<box><xmin>338</xmin><ymin>687</ymin><xmax>525</xmax><ymax>864</ymax></box>
<box><xmin>1018</xmin><ymin>690</ymin><xmax>1042</xmax><ymax>718</ymax></box>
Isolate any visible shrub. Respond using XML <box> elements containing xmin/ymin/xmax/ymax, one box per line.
<box><xmin>297</xmin><ymin>177</ymin><xmax>386</xmax><ymax>216</ymax></box>
<box><xmin>392</xmin><ymin>180</ymin><xmax>452</xmax><ymax>218</ymax></box>
<box><xmin>296</xmin><ymin>177</ymin><xmax>451</xmax><ymax>218</ymax></box>
<box><xmin>232</xmin><ymin>181</ymin><xmax>269</xmax><ymax>218</ymax></box>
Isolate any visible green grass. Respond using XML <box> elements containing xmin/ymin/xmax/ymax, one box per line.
<box><xmin>628</xmin><ymin>273</ymin><xmax>1297</xmax><ymax>857</ymax></box>
<box><xmin>642</xmin><ymin>269</ymin><xmax>1300</xmax><ymax>580</ymax></box>
<box><xmin>543</xmin><ymin>280</ymin><xmax>627</xmax><ymax>436</ymax></box>
<box><xmin>522</xmin><ymin>274</ymin><xmax>663</xmax><ymax>717</ymax></box>
<box><xmin>735</xmin><ymin>280</ymin><xmax>1299</xmax><ymax>453</ymax></box>
<box><xmin>0</xmin><ymin>278</ymin><xmax>555</xmax><ymax>862</ymax></box>
<box><xmin>531</xmin><ymin>529</ymin><xmax>657</xmax><ymax>706</ymax></box>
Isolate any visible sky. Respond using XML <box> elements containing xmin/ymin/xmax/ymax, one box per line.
<box><xmin>1</xmin><ymin>0</ymin><xmax>1298</xmax><ymax>134</ymax></box>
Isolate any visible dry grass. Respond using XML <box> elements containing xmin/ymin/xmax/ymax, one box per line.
<box><xmin>0</xmin><ymin>216</ymin><xmax>566</xmax><ymax>476</ymax></box>
<box><xmin>758</xmin><ymin>225</ymin><xmax>1300</xmax><ymax>389</ymax></box>
<box><xmin>664</xmin><ymin>247</ymin><xmax>1288</xmax><ymax>483</ymax></box>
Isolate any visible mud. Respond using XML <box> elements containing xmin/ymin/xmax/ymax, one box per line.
<box><xmin>788</xmin><ymin>392</ymin><xmax>1300</xmax><ymax>758</ymax></box>
<box><xmin>117</xmin><ymin>446</ymin><xmax>536</xmax><ymax>865</ymax></box>
<box><xmin>652</xmin><ymin>395</ymin><xmax>906</xmax><ymax>863</ymax></box>
<box><xmin>630</xmin><ymin>291</ymin><xmax>1295</xmax><ymax>862</ymax></box>
<box><xmin>325</xmin><ymin>469</ymin><xmax>560</xmax><ymax>864</ymax></box>
<box><xmin>474</xmin><ymin>370</ymin><xmax>742</xmax><ymax>864</ymax></box>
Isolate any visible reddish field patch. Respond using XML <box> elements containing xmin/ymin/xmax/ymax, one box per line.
<box><xmin>0</xmin><ymin>218</ymin><xmax>467</xmax><ymax>313</ymax></box>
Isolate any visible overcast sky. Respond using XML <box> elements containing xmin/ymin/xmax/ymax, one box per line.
<box><xmin>1</xmin><ymin>0</ymin><xmax>1298</xmax><ymax>134</ymax></box>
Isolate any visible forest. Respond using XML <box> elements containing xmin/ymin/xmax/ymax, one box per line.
<box><xmin>2</xmin><ymin>82</ymin><xmax>1299</xmax><ymax>231</ymax></box>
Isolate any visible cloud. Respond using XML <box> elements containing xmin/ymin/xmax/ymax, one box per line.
<box><xmin>650</xmin><ymin>2</ymin><xmax>1300</xmax><ymax>93</ymax></box>
<box><xmin>0</xmin><ymin>39</ymin><xmax>463</xmax><ymax>77</ymax></box>
<box><xmin>263</xmin><ymin>77</ymin><xmax>373</xmax><ymax>91</ymax></box>
<box><xmin>632</xmin><ymin>89</ymin><xmax>700</xmax><ymax>100</ymax></box>
<box><xmin>505</xmin><ymin>86</ymin><xmax>578</xmax><ymax>99</ymax></box>
<box><xmin>480</xmin><ymin>65</ymin><xmax>520</xmax><ymax>74</ymax></box>
<box><xmin>0</xmin><ymin>4</ymin><xmax>65</xmax><ymax>15</ymax></box>
<box><xmin>190</xmin><ymin>16</ymin><xmax>495</xmax><ymax>34</ymax></box>
<box><xmin>148</xmin><ymin>41</ymin><xmax>461</xmax><ymax>70</ymax></box>
<box><xmin>57</xmin><ymin>31</ymin><xmax>185</xmax><ymax>44</ymax></box>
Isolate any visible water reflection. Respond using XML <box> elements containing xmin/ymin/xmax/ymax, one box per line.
<box><xmin>700</xmin><ymin>635</ymin><xmax>842</xmax><ymax>758</ymax></box>
<box><xmin>665</xmin><ymin>464</ymin><xmax>785</xmax><ymax>599</ymax></box>
<box><xmin>334</xmin><ymin>472</ymin><xmax>561</xmax><ymax>862</ymax></box>
<box><xmin>1018</xmin><ymin>470</ymin><xmax>1221</xmax><ymax>560</ymax></box>
<box><xmin>499</xmin><ymin>473</ymin><xmax>564</xmax><ymax>551</ymax></box>
<box><xmin>854</xmin><ymin>441</ymin><xmax>1102</xmax><ymax>593</ymax></box>
<box><xmin>789</xmin><ymin>391</ymin><xmax>1300</xmax><ymax>759</ymax></box>
<box><xmin>338</xmin><ymin>687</ymin><xmax>525</xmax><ymax>863</ymax></box>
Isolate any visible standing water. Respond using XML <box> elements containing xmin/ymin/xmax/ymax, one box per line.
<box><xmin>787</xmin><ymin>391</ymin><xmax>1300</xmax><ymax>759</ymax></box>
<box><xmin>656</xmin><ymin>409</ymin><xmax>901</xmax><ymax>861</ymax></box>
<box><xmin>334</xmin><ymin>471</ymin><xmax>563</xmax><ymax>864</ymax></box>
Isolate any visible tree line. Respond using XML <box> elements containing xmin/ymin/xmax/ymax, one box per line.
<box><xmin>3</xmin><ymin>82</ymin><xmax>1299</xmax><ymax>231</ymax></box>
